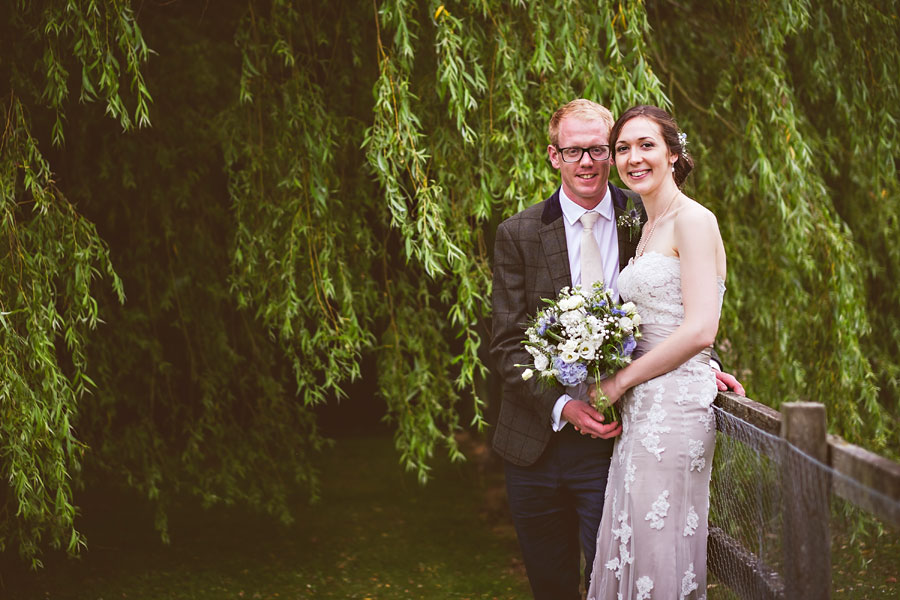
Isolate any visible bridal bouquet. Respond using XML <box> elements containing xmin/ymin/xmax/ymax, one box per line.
<box><xmin>518</xmin><ymin>283</ymin><xmax>642</xmax><ymax>422</ymax></box>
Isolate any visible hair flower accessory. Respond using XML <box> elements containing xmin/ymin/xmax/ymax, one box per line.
<box><xmin>677</xmin><ymin>131</ymin><xmax>688</xmax><ymax>153</ymax></box>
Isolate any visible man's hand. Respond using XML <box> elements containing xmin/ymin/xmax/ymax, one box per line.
<box><xmin>714</xmin><ymin>369</ymin><xmax>745</xmax><ymax>396</ymax></box>
<box><xmin>562</xmin><ymin>399</ymin><xmax>622</xmax><ymax>439</ymax></box>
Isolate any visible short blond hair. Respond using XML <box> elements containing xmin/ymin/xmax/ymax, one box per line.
<box><xmin>548</xmin><ymin>99</ymin><xmax>615</xmax><ymax>146</ymax></box>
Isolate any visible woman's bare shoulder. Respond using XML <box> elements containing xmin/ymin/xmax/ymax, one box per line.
<box><xmin>675</xmin><ymin>197</ymin><xmax>718</xmax><ymax>229</ymax></box>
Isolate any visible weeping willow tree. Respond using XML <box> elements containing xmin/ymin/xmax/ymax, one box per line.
<box><xmin>1</xmin><ymin>0</ymin><xmax>897</xmax><ymax>567</ymax></box>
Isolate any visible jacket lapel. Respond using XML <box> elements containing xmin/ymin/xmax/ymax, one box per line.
<box><xmin>540</xmin><ymin>190</ymin><xmax>573</xmax><ymax>291</ymax></box>
<box><xmin>612</xmin><ymin>185</ymin><xmax>645</xmax><ymax>270</ymax></box>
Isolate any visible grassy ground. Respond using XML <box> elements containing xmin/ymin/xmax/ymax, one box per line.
<box><xmin>1</xmin><ymin>432</ymin><xmax>530</xmax><ymax>600</ymax></box>
<box><xmin>2</xmin><ymin>430</ymin><xmax>896</xmax><ymax>599</ymax></box>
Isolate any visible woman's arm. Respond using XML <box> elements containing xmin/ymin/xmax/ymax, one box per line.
<box><xmin>600</xmin><ymin>204</ymin><xmax>723</xmax><ymax>403</ymax></box>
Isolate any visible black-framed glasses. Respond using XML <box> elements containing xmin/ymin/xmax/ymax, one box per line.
<box><xmin>555</xmin><ymin>145</ymin><xmax>611</xmax><ymax>162</ymax></box>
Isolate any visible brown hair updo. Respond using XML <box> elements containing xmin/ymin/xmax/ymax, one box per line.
<box><xmin>610</xmin><ymin>105</ymin><xmax>694</xmax><ymax>188</ymax></box>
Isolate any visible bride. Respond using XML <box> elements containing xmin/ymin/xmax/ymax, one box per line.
<box><xmin>586</xmin><ymin>105</ymin><xmax>726</xmax><ymax>600</ymax></box>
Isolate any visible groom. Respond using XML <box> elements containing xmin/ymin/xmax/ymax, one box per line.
<box><xmin>490</xmin><ymin>99</ymin><xmax>742</xmax><ymax>599</ymax></box>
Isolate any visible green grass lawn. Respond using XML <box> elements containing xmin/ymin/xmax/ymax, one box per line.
<box><xmin>4</xmin><ymin>431</ymin><xmax>896</xmax><ymax>600</ymax></box>
<box><xmin>1</xmin><ymin>432</ymin><xmax>531</xmax><ymax>600</ymax></box>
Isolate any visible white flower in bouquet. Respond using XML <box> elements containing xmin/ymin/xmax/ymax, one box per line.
<box><xmin>560</xmin><ymin>348</ymin><xmax>580</xmax><ymax>364</ymax></box>
<box><xmin>559</xmin><ymin>337</ymin><xmax>576</xmax><ymax>350</ymax></box>
<box><xmin>559</xmin><ymin>310</ymin><xmax>582</xmax><ymax>328</ymax></box>
<box><xmin>558</xmin><ymin>294</ymin><xmax>585</xmax><ymax>311</ymax></box>
<box><xmin>578</xmin><ymin>341</ymin><xmax>596</xmax><ymax>360</ymax></box>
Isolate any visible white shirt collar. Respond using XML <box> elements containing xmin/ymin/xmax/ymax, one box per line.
<box><xmin>559</xmin><ymin>185</ymin><xmax>613</xmax><ymax>226</ymax></box>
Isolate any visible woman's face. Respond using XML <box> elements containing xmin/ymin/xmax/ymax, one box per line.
<box><xmin>613</xmin><ymin>116</ymin><xmax>677</xmax><ymax>195</ymax></box>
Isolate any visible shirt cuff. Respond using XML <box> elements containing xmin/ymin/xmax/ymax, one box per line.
<box><xmin>551</xmin><ymin>394</ymin><xmax>572</xmax><ymax>432</ymax></box>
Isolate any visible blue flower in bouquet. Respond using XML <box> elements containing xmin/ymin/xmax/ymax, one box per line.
<box><xmin>536</xmin><ymin>315</ymin><xmax>556</xmax><ymax>336</ymax></box>
<box><xmin>553</xmin><ymin>356</ymin><xmax>588</xmax><ymax>387</ymax></box>
<box><xmin>622</xmin><ymin>335</ymin><xmax>637</xmax><ymax>356</ymax></box>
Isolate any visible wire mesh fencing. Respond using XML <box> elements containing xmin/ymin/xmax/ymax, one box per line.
<box><xmin>707</xmin><ymin>405</ymin><xmax>899</xmax><ymax>600</ymax></box>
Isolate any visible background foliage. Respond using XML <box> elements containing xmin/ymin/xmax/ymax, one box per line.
<box><xmin>1</xmin><ymin>0</ymin><xmax>897</xmax><ymax>566</ymax></box>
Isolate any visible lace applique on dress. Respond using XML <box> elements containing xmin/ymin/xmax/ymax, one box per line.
<box><xmin>623</xmin><ymin>461</ymin><xmax>636</xmax><ymax>494</ymax></box>
<box><xmin>699</xmin><ymin>407</ymin><xmax>714</xmax><ymax>433</ymax></box>
<box><xmin>684</xmin><ymin>505</ymin><xmax>699</xmax><ymax>537</ymax></box>
<box><xmin>645</xmin><ymin>490</ymin><xmax>671</xmax><ymax>530</ymax></box>
<box><xmin>689</xmin><ymin>440</ymin><xmax>706</xmax><ymax>472</ymax></box>
<box><xmin>639</xmin><ymin>390</ymin><xmax>671</xmax><ymax>461</ymax></box>
<box><xmin>606</xmin><ymin>503</ymin><xmax>635</xmax><ymax>581</ymax></box>
<box><xmin>636</xmin><ymin>576</ymin><xmax>654</xmax><ymax>600</ymax></box>
<box><xmin>681</xmin><ymin>564</ymin><xmax>699</xmax><ymax>599</ymax></box>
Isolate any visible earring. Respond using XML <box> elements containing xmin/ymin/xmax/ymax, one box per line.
<box><xmin>671</xmin><ymin>166</ymin><xmax>675</xmax><ymax>172</ymax></box>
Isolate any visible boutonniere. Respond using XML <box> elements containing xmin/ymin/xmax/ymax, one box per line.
<box><xmin>616</xmin><ymin>198</ymin><xmax>644</xmax><ymax>241</ymax></box>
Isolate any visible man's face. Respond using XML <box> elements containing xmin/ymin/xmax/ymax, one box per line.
<box><xmin>547</xmin><ymin>117</ymin><xmax>612</xmax><ymax>209</ymax></box>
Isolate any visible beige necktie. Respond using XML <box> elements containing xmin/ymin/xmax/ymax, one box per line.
<box><xmin>580</xmin><ymin>211</ymin><xmax>604</xmax><ymax>290</ymax></box>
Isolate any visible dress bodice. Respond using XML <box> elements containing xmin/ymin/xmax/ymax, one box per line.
<box><xmin>618</xmin><ymin>252</ymin><xmax>725</xmax><ymax>326</ymax></box>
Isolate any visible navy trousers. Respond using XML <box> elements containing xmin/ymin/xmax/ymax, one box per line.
<box><xmin>504</xmin><ymin>425</ymin><xmax>613</xmax><ymax>600</ymax></box>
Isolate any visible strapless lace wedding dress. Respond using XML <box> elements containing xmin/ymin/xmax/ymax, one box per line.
<box><xmin>587</xmin><ymin>252</ymin><xmax>725</xmax><ymax>600</ymax></box>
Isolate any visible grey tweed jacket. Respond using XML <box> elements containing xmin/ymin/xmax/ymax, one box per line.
<box><xmin>491</xmin><ymin>184</ymin><xmax>643</xmax><ymax>466</ymax></box>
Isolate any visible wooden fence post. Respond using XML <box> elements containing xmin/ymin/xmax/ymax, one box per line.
<box><xmin>780</xmin><ymin>402</ymin><xmax>831</xmax><ymax>599</ymax></box>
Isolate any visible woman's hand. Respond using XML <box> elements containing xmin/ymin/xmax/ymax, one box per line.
<box><xmin>594</xmin><ymin>373</ymin><xmax>625</xmax><ymax>407</ymax></box>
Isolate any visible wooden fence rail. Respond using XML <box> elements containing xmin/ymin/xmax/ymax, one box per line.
<box><xmin>709</xmin><ymin>392</ymin><xmax>900</xmax><ymax>600</ymax></box>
